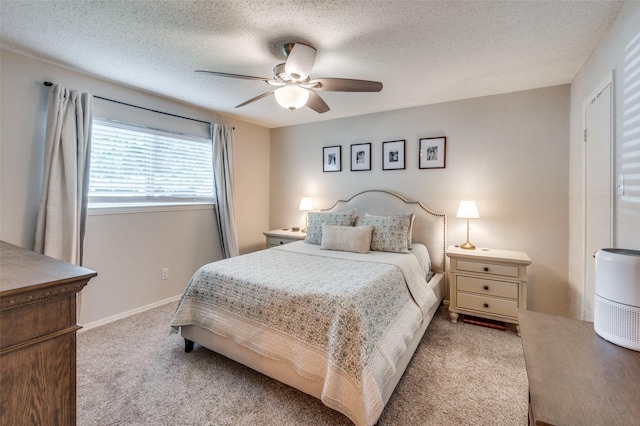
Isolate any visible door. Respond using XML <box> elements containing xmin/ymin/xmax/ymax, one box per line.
<box><xmin>583</xmin><ymin>75</ymin><xmax>613</xmax><ymax>321</ymax></box>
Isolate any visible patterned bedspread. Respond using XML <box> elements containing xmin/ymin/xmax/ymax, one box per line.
<box><xmin>170</xmin><ymin>242</ymin><xmax>438</xmax><ymax>426</ymax></box>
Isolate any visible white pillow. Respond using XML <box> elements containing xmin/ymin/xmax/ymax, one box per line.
<box><xmin>320</xmin><ymin>224</ymin><xmax>373</xmax><ymax>254</ymax></box>
<box><xmin>409</xmin><ymin>243</ymin><xmax>432</xmax><ymax>278</ymax></box>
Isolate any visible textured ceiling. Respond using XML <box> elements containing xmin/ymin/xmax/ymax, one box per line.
<box><xmin>0</xmin><ymin>0</ymin><xmax>624</xmax><ymax>129</ymax></box>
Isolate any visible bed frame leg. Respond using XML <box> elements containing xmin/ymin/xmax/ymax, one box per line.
<box><xmin>184</xmin><ymin>339</ymin><xmax>194</xmax><ymax>353</ymax></box>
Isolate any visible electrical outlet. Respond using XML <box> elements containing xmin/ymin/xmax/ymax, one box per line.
<box><xmin>161</xmin><ymin>268</ymin><xmax>169</xmax><ymax>280</ymax></box>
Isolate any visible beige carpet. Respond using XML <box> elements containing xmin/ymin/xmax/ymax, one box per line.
<box><xmin>77</xmin><ymin>303</ymin><xmax>528</xmax><ymax>425</ymax></box>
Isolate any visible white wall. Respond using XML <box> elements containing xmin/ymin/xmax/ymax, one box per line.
<box><xmin>270</xmin><ymin>85</ymin><xmax>571</xmax><ymax>316</ymax></box>
<box><xmin>0</xmin><ymin>50</ymin><xmax>270</xmax><ymax>326</ymax></box>
<box><xmin>82</xmin><ymin>206</ymin><xmax>220</xmax><ymax>325</ymax></box>
<box><xmin>568</xmin><ymin>1</ymin><xmax>640</xmax><ymax>318</ymax></box>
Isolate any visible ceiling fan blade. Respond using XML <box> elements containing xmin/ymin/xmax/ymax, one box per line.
<box><xmin>308</xmin><ymin>78</ymin><xmax>383</xmax><ymax>92</ymax></box>
<box><xmin>195</xmin><ymin>70</ymin><xmax>270</xmax><ymax>82</ymax></box>
<box><xmin>285</xmin><ymin>43</ymin><xmax>317</xmax><ymax>80</ymax></box>
<box><xmin>306</xmin><ymin>91</ymin><xmax>330</xmax><ymax>113</ymax></box>
<box><xmin>235</xmin><ymin>90</ymin><xmax>276</xmax><ymax>108</ymax></box>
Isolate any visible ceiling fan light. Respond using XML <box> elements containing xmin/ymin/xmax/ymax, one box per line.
<box><xmin>285</xmin><ymin>43</ymin><xmax>317</xmax><ymax>81</ymax></box>
<box><xmin>274</xmin><ymin>86</ymin><xmax>309</xmax><ymax>110</ymax></box>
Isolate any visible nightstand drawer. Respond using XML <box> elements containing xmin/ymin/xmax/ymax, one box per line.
<box><xmin>457</xmin><ymin>293</ymin><xmax>518</xmax><ymax>318</ymax></box>
<box><xmin>457</xmin><ymin>275</ymin><xmax>518</xmax><ymax>299</ymax></box>
<box><xmin>264</xmin><ymin>230</ymin><xmax>306</xmax><ymax>248</ymax></box>
<box><xmin>457</xmin><ymin>260</ymin><xmax>519</xmax><ymax>278</ymax></box>
<box><xmin>266</xmin><ymin>236</ymin><xmax>294</xmax><ymax>246</ymax></box>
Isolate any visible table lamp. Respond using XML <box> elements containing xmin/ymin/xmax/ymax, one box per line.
<box><xmin>299</xmin><ymin>197</ymin><xmax>314</xmax><ymax>232</ymax></box>
<box><xmin>457</xmin><ymin>200</ymin><xmax>479</xmax><ymax>250</ymax></box>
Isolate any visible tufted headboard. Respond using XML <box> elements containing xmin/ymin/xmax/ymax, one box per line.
<box><xmin>322</xmin><ymin>190</ymin><xmax>447</xmax><ymax>274</ymax></box>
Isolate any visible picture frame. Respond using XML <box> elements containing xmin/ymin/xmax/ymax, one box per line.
<box><xmin>323</xmin><ymin>145</ymin><xmax>342</xmax><ymax>172</ymax></box>
<box><xmin>419</xmin><ymin>137</ymin><xmax>446</xmax><ymax>169</ymax></box>
<box><xmin>382</xmin><ymin>140</ymin><xmax>406</xmax><ymax>170</ymax></box>
<box><xmin>350</xmin><ymin>143</ymin><xmax>371</xmax><ymax>171</ymax></box>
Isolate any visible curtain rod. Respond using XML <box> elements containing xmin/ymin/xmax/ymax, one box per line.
<box><xmin>43</xmin><ymin>81</ymin><xmax>233</xmax><ymax>129</ymax></box>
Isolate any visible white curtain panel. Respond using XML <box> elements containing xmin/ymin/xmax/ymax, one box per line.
<box><xmin>34</xmin><ymin>84</ymin><xmax>93</xmax><ymax>265</ymax></box>
<box><xmin>211</xmin><ymin>123</ymin><xmax>239</xmax><ymax>258</ymax></box>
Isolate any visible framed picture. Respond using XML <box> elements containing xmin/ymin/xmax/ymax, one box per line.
<box><xmin>382</xmin><ymin>140</ymin><xmax>406</xmax><ymax>170</ymax></box>
<box><xmin>350</xmin><ymin>143</ymin><xmax>371</xmax><ymax>171</ymax></box>
<box><xmin>323</xmin><ymin>145</ymin><xmax>342</xmax><ymax>172</ymax></box>
<box><xmin>419</xmin><ymin>137</ymin><xmax>446</xmax><ymax>169</ymax></box>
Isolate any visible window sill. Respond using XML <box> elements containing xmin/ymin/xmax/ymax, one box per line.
<box><xmin>88</xmin><ymin>203</ymin><xmax>215</xmax><ymax>216</ymax></box>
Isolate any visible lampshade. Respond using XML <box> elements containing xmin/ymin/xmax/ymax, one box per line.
<box><xmin>456</xmin><ymin>200</ymin><xmax>480</xmax><ymax>219</ymax></box>
<box><xmin>457</xmin><ymin>200</ymin><xmax>479</xmax><ymax>250</ymax></box>
<box><xmin>274</xmin><ymin>86</ymin><xmax>309</xmax><ymax>110</ymax></box>
<box><xmin>299</xmin><ymin>197</ymin><xmax>314</xmax><ymax>211</ymax></box>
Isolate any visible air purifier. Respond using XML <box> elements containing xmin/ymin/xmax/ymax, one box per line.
<box><xmin>594</xmin><ymin>248</ymin><xmax>640</xmax><ymax>351</ymax></box>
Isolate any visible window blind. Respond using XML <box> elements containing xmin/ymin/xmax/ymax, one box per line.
<box><xmin>89</xmin><ymin>118</ymin><xmax>214</xmax><ymax>206</ymax></box>
<box><xmin>621</xmin><ymin>31</ymin><xmax>640</xmax><ymax>203</ymax></box>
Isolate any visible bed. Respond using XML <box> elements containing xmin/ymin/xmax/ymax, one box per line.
<box><xmin>170</xmin><ymin>190</ymin><xmax>447</xmax><ymax>425</ymax></box>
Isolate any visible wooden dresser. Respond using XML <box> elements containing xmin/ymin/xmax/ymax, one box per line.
<box><xmin>0</xmin><ymin>241</ymin><xmax>96</xmax><ymax>426</ymax></box>
<box><xmin>518</xmin><ymin>309</ymin><xmax>640</xmax><ymax>425</ymax></box>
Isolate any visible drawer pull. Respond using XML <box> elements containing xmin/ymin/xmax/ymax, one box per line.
<box><xmin>483</xmin><ymin>285</ymin><xmax>489</xmax><ymax>290</ymax></box>
<box><xmin>280</xmin><ymin>241</ymin><xmax>284</xmax><ymax>245</ymax></box>
<box><xmin>483</xmin><ymin>303</ymin><xmax>489</xmax><ymax>308</ymax></box>
<box><xmin>483</xmin><ymin>267</ymin><xmax>489</xmax><ymax>272</ymax></box>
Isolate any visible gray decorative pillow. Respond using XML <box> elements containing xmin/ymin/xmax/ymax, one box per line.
<box><xmin>304</xmin><ymin>209</ymin><xmax>357</xmax><ymax>245</ymax></box>
<box><xmin>320</xmin><ymin>224</ymin><xmax>373</xmax><ymax>254</ymax></box>
<box><xmin>367</xmin><ymin>212</ymin><xmax>415</xmax><ymax>249</ymax></box>
<box><xmin>355</xmin><ymin>214</ymin><xmax>412</xmax><ymax>253</ymax></box>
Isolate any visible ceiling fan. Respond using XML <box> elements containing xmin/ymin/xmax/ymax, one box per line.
<box><xmin>195</xmin><ymin>42</ymin><xmax>383</xmax><ymax>113</ymax></box>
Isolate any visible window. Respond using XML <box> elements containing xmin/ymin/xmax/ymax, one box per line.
<box><xmin>89</xmin><ymin>118</ymin><xmax>214</xmax><ymax>207</ymax></box>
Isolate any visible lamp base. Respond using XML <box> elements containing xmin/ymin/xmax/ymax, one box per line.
<box><xmin>459</xmin><ymin>241</ymin><xmax>476</xmax><ymax>250</ymax></box>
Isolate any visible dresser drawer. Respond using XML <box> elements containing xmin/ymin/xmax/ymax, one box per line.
<box><xmin>457</xmin><ymin>292</ymin><xmax>518</xmax><ymax>318</ymax></box>
<box><xmin>457</xmin><ymin>260</ymin><xmax>519</xmax><ymax>278</ymax></box>
<box><xmin>456</xmin><ymin>275</ymin><xmax>518</xmax><ymax>299</ymax></box>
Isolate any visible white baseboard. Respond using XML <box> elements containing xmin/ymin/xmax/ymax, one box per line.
<box><xmin>79</xmin><ymin>295</ymin><xmax>181</xmax><ymax>333</ymax></box>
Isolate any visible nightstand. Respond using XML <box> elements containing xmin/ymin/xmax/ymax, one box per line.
<box><xmin>263</xmin><ymin>229</ymin><xmax>306</xmax><ymax>248</ymax></box>
<box><xmin>446</xmin><ymin>245</ymin><xmax>531</xmax><ymax>335</ymax></box>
